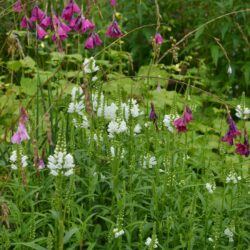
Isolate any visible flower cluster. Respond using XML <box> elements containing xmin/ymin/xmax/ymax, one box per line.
<box><xmin>145</xmin><ymin>236</ymin><xmax>159</xmax><ymax>248</ymax></box>
<box><xmin>143</xmin><ymin>155</ymin><xmax>157</xmax><ymax>169</ymax></box>
<box><xmin>235</xmin><ymin>104</ymin><xmax>250</xmax><ymax>120</ymax></box>
<box><xmin>14</xmin><ymin>0</ymin><xmax>122</xmax><ymax>50</ymax></box>
<box><xmin>107</xmin><ymin>119</ymin><xmax>128</xmax><ymax>138</ymax></box>
<box><xmin>47</xmin><ymin>134</ymin><xmax>75</xmax><ymax>176</ymax></box>
<box><xmin>174</xmin><ymin>106</ymin><xmax>193</xmax><ymax>133</ymax></box>
<box><xmin>9</xmin><ymin>150</ymin><xmax>28</xmax><ymax>170</ymax></box>
<box><xmin>222</xmin><ymin>114</ymin><xmax>249</xmax><ymax>157</ymax></box>
<box><xmin>226</xmin><ymin>172</ymin><xmax>242</xmax><ymax>184</ymax></box>
<box><xmin>222</xmin><ymin>115</ymin><xmax>241</xmax><ymax>145</ymax></box>
<box><xmin>163</xmin><ymin>114</ymin><xmax>179</xmax><ymax>133</ymax></box>
<box><xmin>205</xmin><ymin>183</ymin><xmax>216</xmax><ymax>194</ymax></box>
<box><xmin>113</xmin><ymin>228</ymin><xmax>125</xmax><ymax>238</ymax></box>
<box><xmin>11</xmin><ymin>107</ymin><xmax>29</xmax><ymax>144</ymax></box>
<box><xmin>224</xmin><ymin>228</ymin><xmax>234</xmax><ymax>242</ymax></box>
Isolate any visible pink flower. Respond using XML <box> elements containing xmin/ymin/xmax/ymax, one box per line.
<box><xmin>70</xmin><ymin>15</ymin><xmax>95</xmax><ymax>32</ymax></box>
<box><xmin>40</xmin><ymin>16</ymin><xmax>52</xmax><ymax>29</ymax></box>
<box><xmin>62</xmin><ymin>0</ymin><xmax>81</xmax><ymax>21</ymax></box>
<box><xmin>30</xmin><ymin>6</ymin><xmax>45</xmax><ymax>22</ymax></box>
<box><xmin>154</xmin><ymin>33</ymin><xmax>163</xmax><ymax>45</ymax></box>
<box><xmin>235</xmin><ymin>130</ymin><xmax>249</xmax><ymax>157</ymax></box>
<box><xmin>21</xmin><ymin>16</ymin><xmax>33</xmax><ymax>29</ymax></box>
<box><xmin>52</xmin><ymin>26</ymin><xmax>68</xmax><ymax>41</ymax></box>
<box><xmin>222</xmin><ymin>115</ymin><xmax>241</xmax><ymax>145</ymax></box>
<box><xmin>183</xmin><ymin>106</ymin><xmax>193</xmax><ymax>123</ymax></box>
<box><xmin>174</xmin><ymin>117</ymin><xmax>187</xmax><ymax>133</ymax></box>
<box><xmin>13</xmin><ymin>0</ymin><xmax>23</xmax><ymax>13</ymax></box>
<box><xmin>106</xmin><ymin>20</ymin><xmax>123</xmax><ymax>38</ymax></box>
<box><xmin>38</xmin><ymin>159</ymin><xmax>45</xmax><ymax>170</ymax></box>
<box><xmin>84</xmin><ymin>32</ymin><xmax>102</xmax><ymax>49</ymax></box>
<box><xmin>37</xmin><ymin>25</ymin><xmax>47</xmax><ymax>40</ymax></box>
<box><xmin>82</xmin><ymin>19</ymin><xmax>95</xmax><ymax>33</ymax></box>
<box><xmin>11</xmin><ymin>122</ymin><xmax>30</xmax><ymax>144</ymax></box>
<box><xmin>110</xmin><ymin>0</ymin><xmax>117</xmax><ymax>6</ymax></box>
<box><xmin>174</xmin><ymin>106</ymin><xmax>193</xmax><ymax>133</ymax></box>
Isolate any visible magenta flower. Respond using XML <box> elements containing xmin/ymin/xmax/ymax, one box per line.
<box><xmin>110</xmin><ymin>0</ymin><xmax>117</xmax><ymax>6</ymax></box>
<box><xmin>13</xmin><ymin>0</ymin><xmax>23</xmax><ymax>13</ymax></box>
<box><xmin>84</xmin><ymin>32</ymin><xmax>102</xmax><ymax>49</ymax></box>
<box><xmin>149</xmin><ymin>102</ymin><xmax>158</xmax><ymax>123</ymax></box>
<box><xmin>30</xmin><ymin>6</ymin><xmax>45</xmax><ymax>22</ymax></box>
<box><xmin>38</xmin><ymin>159</ymin><xmax>45</xmax><ymax>170</ymax></box>
<box><xmin>106</xmin><ymin>20</ymin><xmax>123</xmax><ymax>38</ymax></box>
<box><xmin>235</xmin><ymin>130</ymin><xmax>249</xmax><ymax>157</ymax></box>
<box><xmin>183</xmin><ymin>106</ymin><xmax>193</xmax><ymax>123</ymax></box>
<box><xmin>174</xmin><ymin>106</ymin><xmax>193</xmax><ymax>133</ymax></box>
<box><xmin>174</xmin><ymin>117</ymin><xmax>187</xmax><ymax>133</ymax></box>
<box><xmin>222</xmin><ymin>115</ymin><xmax>241</xmax><ymax>145</ymax></box>
<box><xmin>52</xmin><ymin>26</ymin><xmax>68</xmax><ymax>41</ymax></box>
<box><xmin>60</xmin><ymin>21</ymin><xmax>71</xmax><ymax>33</ymax></box>
<box><xmin>37</xmin><ymin>25</ymin><xmax>47</xmax><ymax>40</ymax></box>
<box><xmin>62</xmin><ymin>0</ymin><xmax>81</xmax><ymax>21</ymax></box>
<box><xmin>154</xmin><ymin>33</ymin><xmax>163</xmax><ymax>45</ymax></box>
<box><xmin>11</xmin><ymin>122</ymin><xmax>30</xmax><ymax>144</ymax></box>
<box><xmin>69</xmin><ymin>15</ymin><xmax>94</xmax><ymax>33</ymax></box>
<box><xmin>21</xmin><ymin>16</ymin><xmax>33</xmax><ymax>29</ymax></box>
<box><xmin>82</xmin><ymin>18</ymin><xmax>95</xmax><ymax>33</ymax></box>
<box><xmin>40</xmin><ymin>16</ymin><xmax>52</xmax><ymax>29</ymax></box>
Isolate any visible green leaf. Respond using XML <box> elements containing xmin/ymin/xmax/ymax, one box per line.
<box><xmin>64</xmin><ymin>227</ymin><xmax>79</xmax><ymax>244</ymax></box>
<box><xmin>210</xmin><ymin>45</ymin><xmax>220</xmax><ymax>67</ymax></box>
<box><xmin>20</xmin><ymin>77</ymin><xmax>37</xmax><ymax>95</ymax></box>
<box><xmin>6</xmin><ymin>60</ymin><xmax>22</xmax><ymax>72</ymax></box>
<box><xmin>195</xmin><ymin>26</ymin><xmax>205</xmax><ymax>40</ymax></box>
<box><xmin>20</xmin><ymin>56</ymin><xmax>36</xmax><ymax>69</ymax></box>
<box><xmin>13</xmin><ymin>242</ymin><xmax>46</xmax><ymax>250</ymax></box>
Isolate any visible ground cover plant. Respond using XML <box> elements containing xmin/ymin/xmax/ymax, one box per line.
<box><xmin>1</xmin><ymin>0</ymin><xmax>250</xmax><ymax>249</ymax></box>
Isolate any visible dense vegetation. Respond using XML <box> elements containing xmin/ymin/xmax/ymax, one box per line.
<box><xmin>1</xmin><ymin>0</ymin><xmax>250</xmax><ymax>249</ymax></box>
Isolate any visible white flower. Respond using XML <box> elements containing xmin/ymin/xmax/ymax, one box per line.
<box><xmin>108</xmin><ymin>120</ymin><xmax>119</xmax><ymax>136</ymax></box>
<box><xmin>10</xmin><ymin>151</ymin><xmax>17</xmax><ymax>162</ymax></box>
<box><xmin>118</xmin><ymin>120</ymin><xmax>127</xmax><ymax>133</ymax></box>
<box><xmin>71</xmin><ymin>86</ymin><xmax>83</xmax><ymax>102</ymax></box>
<box><xmin>227</xmin><ymin>65</ymin><xmax>232</xmax><ymax>75</ymax></box>
<box><xmin>235</xmin><ymin>104</ymin><xmax>250</xmax><ymax>120</ymax></box>
<box><xmin>208</xmin><ymin>237</ymin><xmax>214</xmax><ymax>242</ymax></box>
<box><xmin>104</xmin><ymin>103</ymin><xmax>118</xmax><ymax>120</ymax></box>
<box><xmin>92</xmin><ymin>76</ymin><xmax>98</xmax><ymax>82</ymax></box>
<box><xmin>82</xmin><ymin>57</ymin><xmax>99</xmax><ymax>74</ymax></box>
<box><xmin>149</xmin><ymin>156</ymin><xmax>157</xmax><ymax>168</ymax></box>
<box><xmin>144</xmin><ymin>122</ymin><xmax>149</xmax><ymax>128</ymax></box>
<box><xmin>113</xmin><ymin>228</ymin><xmax>124</xmax><ymax>238</ymax></box>
<box><xmin>9</xmin><ymin>150</ymin><xmax>28</xmax><ymax>170</ymax></box>
<box><xmin>68</xmin><ymin>101</ymin><xmax>85</xmax><ymax>115</ymax></box>
<box><xmin>145</xmin><ymin>237</ymin><xmax>152</xmax><ymax>246</ymax></box>
<box><xmin>163</xmin><ymin>115</ymin><xmax>174</xmax><ymax>133</ymax></box>
<box><xmin>47</xmin><ymin>151</ymin><xmax>75</xmax><ymax>177</ymax></box>
<box><xmin>81</xmin><ymin>115</ymin><xmax>89</xmax><ymax>129</ymax></box>
<box><xmin>110</xmin><ymin>146</ymin><xmax>115</xmax><ymax>157</ymax></box>
<box><xmin>143</xmin><ymin>155</ymin><xmax>157</xmax><ymax>168</ymax></box>
<box><xmin>134</xmin><ymin>124</ymin><xmax>142</xmax><ymax>134</ymax></box>
<box><xmin>224</xmin><ymin>228</ymin><xmax>234</xmax><ymax>242</ymax></box>
<box><xmin>205</xmin><ymin>183</ymin><xmax>216</xmax><ymax>194</ymax></box>
<box><xmin>226</xmin><ymin>172</ymin><xmax>241</xmax><ymax>184</ymax></box>
<box><xmin>145</xmin><ymin>237</ymin><xmax>158</xmax><ymax>248</ymax></box>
